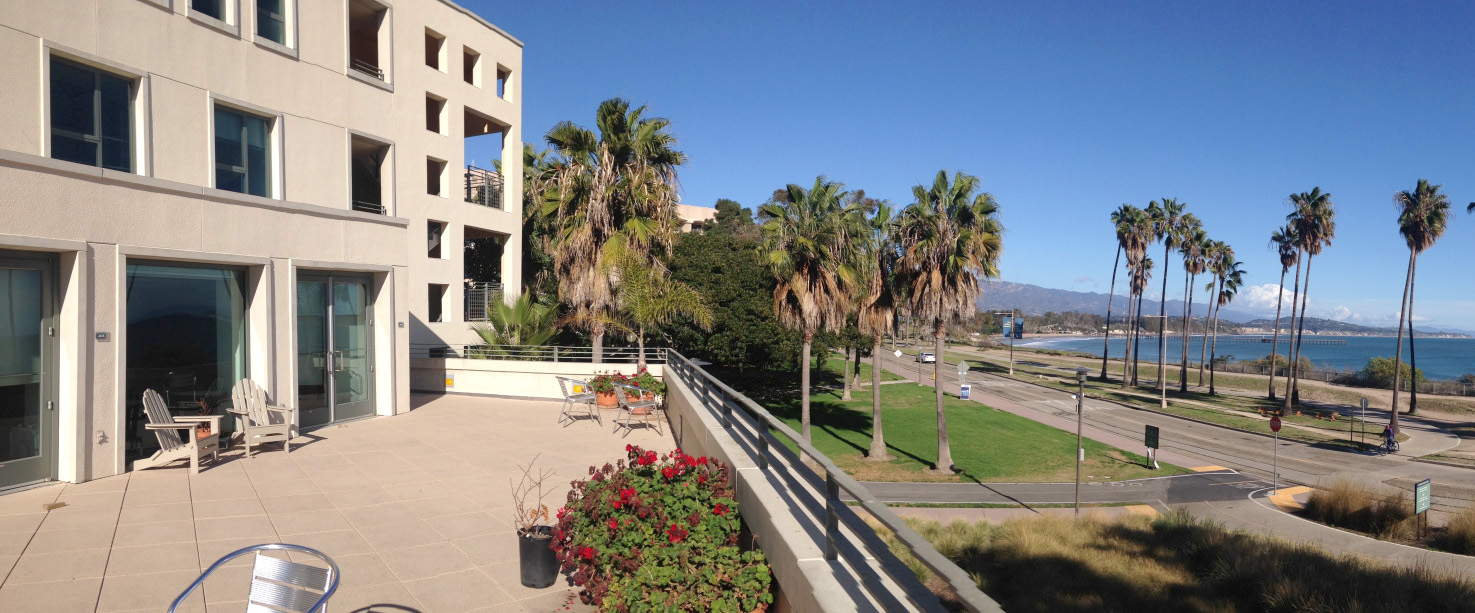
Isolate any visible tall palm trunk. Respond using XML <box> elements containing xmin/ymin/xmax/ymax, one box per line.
<box><xmin>1391</xmin><ymin>251</ymin><xmax>1414</xmax><ymax>429</ymax></box>
<box><xmin>1120</xmin><ymin>283</ymin><xmax>1136</xmax><ymax>390</ymax></box>
<box><xmin>1281</xmin><ymin>253</ymin><xmax>1303</xmax><ymax>402</ymax></box>
<box><xmin>934</xmin><ymin>318</ymin><xmax>953</xmax><ymax>472</ymax></box>
<box><xmin>1181</xmin><ymin>272</ymin><xmax>1195</xmax><ymax>392</ymax></box>
<box><xmin>1209</xmin><ymin>276</ymin><xmax>1224</xmax><ymax>395</ymax></box>
<box><xmin>1197</xmin><ymin>281</ymin><xmax>1209</xmax><ymax>386</ymax></box>
<box><xmin>841</xmin><ymin>347</ymin><xmax>853</xmax><ymax>401</ymax></box>
<box><xmin>1132</xmin><ymin>290</ymin><xmax>1145</xmax><ymax>386</ymax></box>
<box><xmin>1267</xmin><ymin>268</ymin><xmax>1287</xmax><ymax>399</ymax></box>
<box><xmin>1289</xmin><ymin>255</ymin><xmax>1316</xmax><ymax>406</ymax></box>
<box><xmin>1101</xmin><ymin>245</ymin><xmax>1122</xmax><ymax>381</ymax></box>
<box><xmin>801</xmin><ymin>332</ymin><xmax>813</xmax><ymax>442</ymax></box>
<box><xmin>868</xmin><ymin>338</ymin><xmax>889</xmax><ymax>460</ymax></box>
<box><xmin>593</xmin><ymin>325</ymin><xmax>605</xmax><ymax>363</ymax></box>
<box><xmin>1158</xmin><ymin>244</ymin><xmax>1170</xmax><ymax>391</ymax></box>
<box><xmin>636</xmin><ymin>326</ymin><xmax>647</xmax><ymax>370</ymax></box>
<box><xmin>1408</xmin><ymin>258</ymin><xmax>1420</xmax><ymax>415</ymax></box>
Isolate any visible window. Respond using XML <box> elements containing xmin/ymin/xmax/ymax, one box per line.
<box><xmin>348</xmin><ymin>0</ymin><xmax>389</xmax><ymax>81</ymax></box>
<box><xmin>257</xmin><ymin>0</ymin><xmax>287</xmax><ymax>45</ymax></box>
<box><xmin>124</xmin><ymin>262</ymin><xmax>247</xmax><ymax>463</ymax></box>
<box><xmin>496</xmin><ymin>66</ymin><xmax>510</xmax><ymax>99</ymax></box>
<box><xmin>351</xmin><ymin>135</ymin><xmax>390</xmax><ymax>214</ymax></box>
<box><xmin>425</xmin><ymin>29</ymin><xmax>445</xmax><ymax>71</ymax></box>
<box><xmin>425</xmin><ymin>95</ymin><xmax>446</xmax><ymax>134</ymax></box>
<box><xmin>214</xmin><ymin>105</ymin><xmax>273</xmax><ymax>197</ymax></box>
<box><xmin>428</xmin><ymin>284</ymin><xmax>446</xmax><ymax>323</ymax></box>
<box><xmin>462</xmin><ymin>46</ymin><xmax>480</xmax><ymax>86</ymax></box>
<box><xmin>49</xmin><ymin>56</ymin><xmax>134</xmax><ymax>173</ymax></box>
<box><xmin>428</xmin><ymin>221</ymin><xmax>445</xmax><ymax>258</ymax></box>
<box><xmin>427</xmin><ymin>157</ymin><xmax>447</xmax><ymax>196</ymax></box>
<box><xmin>192</xmin><ymin>0</ymin><xmax>225</xmax><ymax>21</ymax></box>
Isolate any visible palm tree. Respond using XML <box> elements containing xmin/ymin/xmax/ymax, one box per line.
<box><xmin>859</xmin><ymin>203</ymin><xmax>897</xmax><ymax>462</ymax></box>
<box><xmin>1392</xmin><ymin>180</ymin><xmax>1452</xmax><ymax>422</ymax></box>
<box><xmin>1267</xmin><ymin>224</ymin><xmax>1298</xmax><ymax>400</ymax></box>
<box><xmin>895</xmin><ymin>170</ymin><xmax>1003</xmax><ymax>473</ymax></box>
<box><xmin>1151</xmin><ymin>199</ymin><xmax>1185</xmax><ymax>390</ymax></box>
<box><xmin>1177</xmin><ymin>221</ymin><xmax>1206</xmax><ymax>392</ymax></box>
<box><xmin>1197</xmin><ymin>240</ymin><xmax>1224</xmax><ymax>385</ymax></box>
<box><xmin>1284</xmin><ymin>188</ymin><xmax>1335</xmax><ymax>411</ymax></box>
<box><xmin>1129</xmin><ymin>255</ymin><xmax>1154</xmax><ymax>386</ymax></box>
<box><xmin>545</xmin><ymin>98</ymin><xmax>685</xmax><ymax>362</ymax></box>
<box><xmin>1208</xmin><ymin>255</ymin><xmax>1244</xmax><ymax>396</ymax></box>
<box><xmin>759</xmin><ymin>177</ymin><xmax>863</xmax><ymax>442</ymax></box>
<box><xmin>468</xmin><ymin>292</ymin><xmax>559</xmax><ymax>354</ymax></box>
<box><xmin>1101</xmin><ymin>204</ymin><xmax>1135</xmax><ymax>381</ymax></box>
<box><xmin>617</xmin><ymin>255</ymin><xmax>714</xmax><ymax>370</ymax></box>
<box><xmin>1118</xmin><ymin>208</ymin><xmax>1154</xmax><ymax>389</ymax></box>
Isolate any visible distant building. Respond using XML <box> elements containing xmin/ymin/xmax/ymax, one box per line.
<box><xmin>678</xmin><ymin>204</ymin><xmax>717</xmax><ymax>233</ymax></box>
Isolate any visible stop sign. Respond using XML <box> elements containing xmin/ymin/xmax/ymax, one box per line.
<box><xmin>1270</xmin><ymin>416</ymin><xmax>1281</xmax><ymax>433</ymax></box>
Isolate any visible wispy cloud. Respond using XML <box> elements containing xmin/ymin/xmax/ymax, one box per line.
<box><xmin>1072</xmin><ymin>276</ymin><xmax>1092</xmax><ymax>285</ymax></box>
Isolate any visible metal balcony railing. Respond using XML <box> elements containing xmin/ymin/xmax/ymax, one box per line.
<box><xmin>349</xmin><ymin>57</ymin><xmax>384</xmax><ymax>81</ymax></box>
<box><xmin>351</xmin><ymin>199</ymin><xmax>385</xmax><ymax>214</ymax></box>
<box><xmin>464</xmin><ymin>165</ymin><xmax>503</xmax><ymax>209</ymax></box>
<box><xmin>463</xmin><ymin>282</ymin><xmax>504</xmax><ymax>321</ymax></box>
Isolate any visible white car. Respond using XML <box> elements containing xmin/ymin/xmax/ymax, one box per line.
<box><xmin>916</xmin><ymin>352</ymin><xmax>936</xmax><ymax>364</ymax></box>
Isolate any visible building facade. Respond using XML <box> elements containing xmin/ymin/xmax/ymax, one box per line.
<box><xmin>0</xmin><ymin>0</ymin><xmax>522</xmax><ymax>490</ymax></box>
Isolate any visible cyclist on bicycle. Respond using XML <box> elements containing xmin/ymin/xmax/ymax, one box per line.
<box><xmin>1382</xmin><ymin>423</ymin><xmax>1397</xmax><ymax>452</ymax></box>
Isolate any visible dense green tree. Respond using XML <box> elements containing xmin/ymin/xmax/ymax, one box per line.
<box><xmin>658</xmin><ymin>232</ymin><xmax>801</xmax><ymax>370</ymax></box>
<box><xmin>712</xmin><ymin>198</ymin><xmax>755</xmax><ymax>235</ymax></box>
<box><xmin>1363</xmin><ymin>357</ymin><xmax>1426</xmax><ymax>390</ymax></box>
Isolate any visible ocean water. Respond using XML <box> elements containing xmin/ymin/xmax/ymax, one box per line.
<box><xmin>1017</xmin><ymin>334</ymin><xmax>1475</xmax><ymax>382</ymax></box>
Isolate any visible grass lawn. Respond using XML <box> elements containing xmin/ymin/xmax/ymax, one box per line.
<box><xmin>872</xmin><ymin>511</ymin><xmax>1475</xmax><ymax>612</ymax></box>
<box><xmin>711</xmin><ymin>360</ymin><xmax>1183</xmax><ymax>483</ymax></box>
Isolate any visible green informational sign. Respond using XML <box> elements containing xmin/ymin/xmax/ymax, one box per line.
<box><xmin>1415</xmin><ymin>479</ymin><xmax>1432</xmax><ymax>515</ymax></box>
<box><xmin>1145</xmin><ymin>425</ymin><xmax>1160</xmax><ymax>450</ymax></box>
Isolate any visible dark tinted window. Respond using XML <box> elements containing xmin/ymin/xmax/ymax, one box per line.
<box><xmin>257</xmin><ymin>0</ymin><xmax>286</xmax><ymax>44</ymax></box>
<box><xmin>214</xmin><ymin>106</ymin><xmax>272</xmax><ymax>197</ymax></box>
<box><xmin>49</xmin><ymin>56</ymin><xmax>132</xmax><ymax>172</ymax></box>
<box><xmin>192</xmin><ymin>0</ymin><xmax>224</xmax><ymax>21</ymax></box>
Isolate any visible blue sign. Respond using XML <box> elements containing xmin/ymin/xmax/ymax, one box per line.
<box><xmin>1002</xmin><ymin>317</ymin><xmax>1013</xmax><ymax>338</ymax></box>
<box><xmin>960</xmin><ymin>384</ymin><xmax>971</xmax><ymax>400</ymax></box>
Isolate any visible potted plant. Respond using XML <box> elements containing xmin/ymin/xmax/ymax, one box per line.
<box><xmin>511</xmin><ymin>456</ymin><xmax>559</xmax><ymax>588</ymax></box>
<box><xmin>196</xmin><ymin>398</ymin><xmax>214</xmax><ymax>440</ymax></box>
<box><xmin>587</xmin><ymin>373</ymin><xmax>629</xmax><ymax>409</ymax></box>
<box><xmin>632</xmin><ymin>369</ymin><xmax>665</xmax><ymax>401</ymax></box>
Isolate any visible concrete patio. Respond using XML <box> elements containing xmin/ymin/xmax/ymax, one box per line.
<box><xmin>0</xmin><ymin>394</ymin><xmax>673</xmax><ymax>612</ymax></box>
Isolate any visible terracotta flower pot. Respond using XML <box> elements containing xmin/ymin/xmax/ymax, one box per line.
<box><xmin>595</xmin><ymin>391</ymin><xmax>619</xmax><ymax>409</ymax></box>
<box><xmin>196</xmin><ymin>426</ymin><xmax>212</xmax><ymax>440</ymax></box>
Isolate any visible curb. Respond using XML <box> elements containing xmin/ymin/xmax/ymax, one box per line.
<box><xmin>1412</xmin><ymin>458</ymin><xmax>1475</xmax><ymax>471</ymax></box>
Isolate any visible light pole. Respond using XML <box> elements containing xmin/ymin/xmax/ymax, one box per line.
<box><xmin>991</xmin><ymin>310</ymin><xmax>1017</xmax><ymax>375</ymax></box>
<box><xmin>1138</xmin><ymin>315</ymin><xmax>1169</xmax><ymax>409</ymax></box>
<box><xmin>1074</xmin><ymin>368</ymin><xmax>1087</xmax><ymax>516</ymax></box>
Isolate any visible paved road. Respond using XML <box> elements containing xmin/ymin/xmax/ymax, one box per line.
<box><xmin>862</xmin><ymin>351</ymin><xmax>1475</xmax><ymax>514</ymax></box>
<box><xmin>860</xmin><ymin>470</ymin><xmax>1273</xmax><ymax>507</ymax></box>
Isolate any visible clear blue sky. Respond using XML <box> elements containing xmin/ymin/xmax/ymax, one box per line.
<box><xmin>466</xmin><ymin>0</ymin><xmax>1475</xmax><ymax>330</ymax></box>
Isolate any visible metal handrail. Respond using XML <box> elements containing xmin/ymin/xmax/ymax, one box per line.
<box><xmin>664</xmin><ymin>349</ymin><xmax>1003</xmax><ymax>612</ymax></box>
<box><xmin>464</xmin><ymin>164</ymin><xmax>503</xmax><ymax>209</ymax></box>
<box><xmin>464</xmin><ymin>282</ymin><xmax>504</xmax><ymax>321</ymax></box>
<box><xmin>349</xmin><ymin>57</ymin><xmax>384</xmax><ymax>80</ymax></box>
<box><xmin>170</xmin><ymin>543</ymin><xmax>340</xmax><ymax>613</ymax></box>
<box><xmin>351</xmin><ymin>199</ymin><xmax>384</xmax><ymax>214</ymax></box>
<box><xmin>411</xmin><ymin>344</ymin><xmax>667</xmax><ymax>363</ymax></box>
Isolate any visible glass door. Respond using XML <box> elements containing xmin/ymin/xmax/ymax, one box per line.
<box><xmin>0</xmin><ymin>257</ymin><xmax>55</xmax><ymax>489</ymax></box>
<box><xmin>296</xmin><ymin>274</ymin><xmax>374</xmax><ymax>428</ymax></box>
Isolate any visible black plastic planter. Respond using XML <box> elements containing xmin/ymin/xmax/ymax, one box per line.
<box><xmin>519</xmin><ymin>526</ymin><xmax>558</xmax><ymax>588</ymax></box>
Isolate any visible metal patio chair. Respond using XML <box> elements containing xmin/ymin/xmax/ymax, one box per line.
<box><xmin>612</xmin><ymin>382</ymin><xmax>663</xmax><ymax>437</ymax></box>
<box><xmin>170</xmin><ymin>543</ymin><xmax>340</xmax><ymax>613</ymax></box>
<box><xmin>557</xmin><ymin>376</ymin><xmax>600</xmax><ymax>426</ymax></box>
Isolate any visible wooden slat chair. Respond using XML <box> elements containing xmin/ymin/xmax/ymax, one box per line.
<box><xmin>229</xmin><ymin>379</ymin><xmax>294</xmax><ymax>459</ymax></box>
<box><xmin>612</xmin><ymin>382</ymin><xmax>664</xmax><ymax>437</ymax></box>
<box><xmin>134</xmin><ymin>389</ymin><xmax>221</xmax><ymax>474</ymax></box>
<box><xmin>556</xmin><ymin>376</ymin><xmax>599</xmax><ymax>426</ymax></box>
<box><xmin>170</xmin><ymin>543</ymin><xmax>340</xmax><ymax>613</ymax></box>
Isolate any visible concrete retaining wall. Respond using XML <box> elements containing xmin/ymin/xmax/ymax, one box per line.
<box><xmin>410</xmin><ymin>357</ymin><xmax>663</xmax><ymax>400</ymax></box>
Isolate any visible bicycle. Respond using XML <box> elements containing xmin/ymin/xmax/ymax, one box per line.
<box><xmin>1382</xmin><ymin>437</ymin><xmax>1400</xmax><ymax>455</ymax></box>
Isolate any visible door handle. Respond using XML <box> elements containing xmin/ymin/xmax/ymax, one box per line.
<box><xmin>325</xmin><ymin>351</ymin><xmax>335</xmax><ymax>373</ymax></box>
<box><xmin>333</xmin><ymin>350</ymin><xmax>347</xmax><ymax>373</ymax></box>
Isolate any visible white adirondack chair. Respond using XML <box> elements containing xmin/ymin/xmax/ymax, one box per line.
<box><xmin>229</xmin><ymin>379</ymin><xmax>293</xmax><ymax>459</ymax></box>
<box><xmin>134</xmin><ymin>389</ymin><xmax>221</xmax><ymax>474</ymax></box>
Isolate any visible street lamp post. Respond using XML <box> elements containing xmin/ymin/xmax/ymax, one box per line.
<box><xmin>1075</xmin><ymin>368</ymin><xmax>1087</xmax><ymax>516</ymax></box>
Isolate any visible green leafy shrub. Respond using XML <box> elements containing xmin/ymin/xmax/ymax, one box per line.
<box><xmin>553</xmin><ymin>445</ymin><xmax>773</xmax><ymax>611</ymax></box>
<box><xmin>1360</xmin><ymin>356</ymin><xmax>1425</xmax><ymax>389</ymax></box>
<box><xmin>633</xmin><ymin>369</ymin><xmax>666</xmax><ymax>396</ymax></box>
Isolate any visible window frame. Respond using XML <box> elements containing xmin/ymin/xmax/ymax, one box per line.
<box><xmin>252</xmin><ymin>0</ymin><xmax>298</xmax><ymax>56</ymax></box>
<box><xmin>47</xmin><ymin>57</ymin><xmax>136</xmax><ymax>174</ymax></box>
<box><xmin>43</xmin><ymin>47</ymin><xmax>150</xmax><ymax>176</ymax></box>
<box><xmin>210</xmin><ymin>99</ymin><xmax>281</xmax><ymax>199</ymax></box>
<box><xmin>187</xmin><ymin>0</ymin><xmax>241</xmax><ymax>36</ymax></box>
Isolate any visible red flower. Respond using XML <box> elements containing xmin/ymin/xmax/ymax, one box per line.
<box><xmin>666</xmin><ymin>524</ymin><xmax>687</xmax><ymax>544</ymax></box>
<box><xmin>579</xmin><ymin>546</ymin><xmax>596</xmax><ymax>560</ymax></box>
<box><xmin>662</xmin><ymin>466</ymin><xmax>677</xmax><ymax>480</ymax></box>
<box><xmin>698</xmin><ymin>474</ymin><xmax>707</xmax><ymax>484</ymax></box>
<box><xmin>713</xmin><ymin>503</ymin><xmax>729</xmax><ymax>516</ymax></box>
<box><xmin>556</xmin><ymin>506</ymin><xmax>567</xmax><ymax>520</ymax></box>
<box><xmin>608</xmin><ymin>519</ymin><xmax>618</xmax><ymax>530</ymax></box>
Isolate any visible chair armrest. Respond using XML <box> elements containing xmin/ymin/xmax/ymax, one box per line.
<box><xmin>263</xmin><ymin>405</ymin><xmax>294</xmax><ymax>414</ymax></box>
<box><xmin>145</xmin><ymin>423</ymin><xmax>196</xmax><ymax>431</ymax></box>
<box><xmin>225</xmin><ymin>408</ymin><xmax>248</xmax><ymax>415</ymax></box>
<box><xmin>172</xmin><ymin>416</ymin><xmax>224</xmax><ymax>429</ymax></box>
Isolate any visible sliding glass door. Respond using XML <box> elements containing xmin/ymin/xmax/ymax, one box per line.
<box><xmin>297</xmin><ymin>274</ymin><xmax>374</xmax><ymax>429</ymax></box>
<box><xmin>0</xmin><ymin>256</ymin><xmax>55</xmax><ymax>490</ymax></box>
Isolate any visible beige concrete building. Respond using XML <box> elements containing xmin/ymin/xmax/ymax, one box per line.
<box><xmin>0</xmin><ymin>0</ymin><xmax>522</xmax><ymax>490</ymax></box>
<box><xmin>678</xmin><ymin>203</ymin><xmax>716</xmax><ymax>233</ymax></box>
